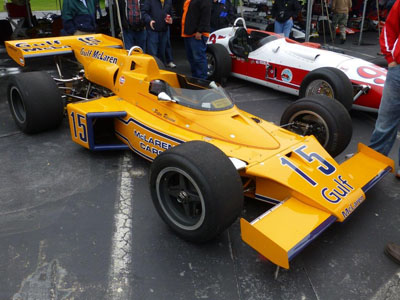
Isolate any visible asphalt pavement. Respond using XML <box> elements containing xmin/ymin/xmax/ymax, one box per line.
<box><xmin>1</xmin><ymin>27</ymin><xmax>400</xmax><ymax>300</ymax></box>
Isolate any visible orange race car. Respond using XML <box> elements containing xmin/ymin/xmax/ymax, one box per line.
<box><xmin>5</xmin><ymin>34</ymin><xmax>393</xmax><ymax>269</ymax></box>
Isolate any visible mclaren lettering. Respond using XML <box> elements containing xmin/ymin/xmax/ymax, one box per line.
<box><xmin>341</xmin><ymin>196</ymin><xmax>365</xmax><ymax>218</ymax></box>
<box><xmin>92</xmin><ymin>50</ymin><xmax>118</xmax><ymax>64</ymax></box>
<box><xmin>134</xmin><ymin>130</ymin><xmax>172</xmax><ymax>155</ymax></box>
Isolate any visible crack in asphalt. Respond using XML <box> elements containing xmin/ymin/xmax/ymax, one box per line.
<box><xmin>228</xmin><ymin>228</ymin><xmax>243</xmax><ymax>300</ymax></box>
<box><xmin>303</xmin><ymin>265</ymin><xmax>321</xmax><ymax>300</ymax></box>
<box><xmin>107</xmin><ymin>153</ymin><xmax>133</xmax><ymax>300</ymax></box>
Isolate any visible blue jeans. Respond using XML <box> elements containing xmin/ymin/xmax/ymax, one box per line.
<box><xmin>146</xmin><ymin>30</ymin><xmax>168</xmax><ymax>64</ymax></box>
<box><xmin>165</xmin><ymin>27</ymin><xmax>173</xmax><ymax>63</ymax></box>
<box><xmin>184</xmin><ymin>36</ymin><xmax>208</xmax><ymax>79</ymax></box>
<box><xmin>369</xmin><ymin>65</ymin><xmax>400</xmax><ymax>164</ymax></box>
<box><xmin>274</xmin><ymin>19</ymin><xmax>293</xmax><ymax>38</ymax></box>
<box><xmin>123</xmin><ymin>29</ymin><xmax>146</xmax><ymax>52</ymax></box>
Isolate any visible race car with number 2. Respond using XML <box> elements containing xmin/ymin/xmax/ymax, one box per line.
<box><xmin>207</xmin><ymin>18</ymin><xmax>386</xmax><ymax>112</ymax></box>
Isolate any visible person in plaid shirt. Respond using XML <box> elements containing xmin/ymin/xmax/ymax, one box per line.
<box><xmin>118</xmin><ymin>0</ymin><xmax>147</xmax><ymax>51</ymax></box>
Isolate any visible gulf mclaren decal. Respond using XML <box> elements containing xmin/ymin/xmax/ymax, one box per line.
<box><xmin>14</xmin><ymin>40</ymin><xmax>71</xmax><ymax>57</ymax></box>
<box><xmin>80</xmin><ymin>48</ymin><xmax>118</xmax><ymax>64</ymax></box>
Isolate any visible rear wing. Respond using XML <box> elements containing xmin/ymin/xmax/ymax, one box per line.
<box><xmin>5</xmin><ymin>34</ymin><xmax>124</xmax><ymax>66</ymax></box>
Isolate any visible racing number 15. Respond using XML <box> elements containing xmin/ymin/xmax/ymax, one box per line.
<box><xmin>280</xmin><ymin>145</ymin><xmax>336</xmax><ymax>186</ymax></box>
<box><xmin>70</xmin><ymin>112</ymin><xmax>88</xmax><ymax>142</ymax></box>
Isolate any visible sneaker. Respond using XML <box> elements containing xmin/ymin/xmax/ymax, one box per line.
<box><xmin>166</xmin><ymin>62</ymin><xmax>176</xmax><ymax>68</ymax></box>
<box><xmin>340</xmin><ymin>38</ymin><xmax>346</xmax><ymax>44</ymax></box>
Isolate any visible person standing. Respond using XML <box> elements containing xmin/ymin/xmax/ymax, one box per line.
<box><xmin>142</xmin><ymin>0</ymin><xmax>173</xmax><ymax>64</ymax></box>
<box><xmin>165</xmin><ymin>26</ymin><xmax>176</xmax><ymax>68</ymax></box>
<box><xmin>181</xmin><ymin>0</ymin><xmax>211</xmax><ymax>79</ymax></box>
<box><xmin>331</xmin><ymin>0</ymin><xmax>352</xmax><ymax>44</ymax></box>
<box><xmin>366</xmin><ymin>0</ymin><xmax>400</xmax><ymax>264</ymax></box>
<box><xmin>61</xmin><ymin>0</ymin><xmax>96</xmax><ymax>35</ymax></box>
<box><xmin>118</xmin><ymin>0</ymin><xmax>146</xmax><ymax>51</ymax></box>
<box><xmin>210</xmin><ymin>0</ymin><xmax>236</xmax><ymax>32</ymax></box>
<box><xmin>271</xmin><ymin>0</ymin><xmax>301</xmax><ymax>38</ymax></box>
<box><xmin>95</xmin><ymin>0</ymin><xmax>102</xmax><ymax>19</ymax></box>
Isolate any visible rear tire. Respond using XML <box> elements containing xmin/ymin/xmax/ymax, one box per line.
<box><xmin>299</xmin><ymin>67</ymin><xmax>353</xmax><ymax>111</ymax></box>
<box><xmin>371</xmin><ymin>56</ymin><xmax>387</xmax><ymax>69</ymax></box>
<box><xmin>153</xmin><ymin>56</ymin><xmax>166</xmax><ymax>70</ymax></box>
<box><xmin>280</xmin><ymin>95</ymin><xmax>352</xmax><ymax>157</ymax></box>
<box><xmin>7</xmin><ymin>71</ymin><xmax>64</xmax><ymax>134</ymax></box>
<box><xmin>149</xmin><ymin>141</ymin><xmax>243</xmax><ymax>242</ymax></box>
<box><xmin>206</xmin><ymin>43</ymin><xmax>232</xmax><ymax>84</ymax></box>
<box><xmin>0</xmin><ymin>20</ymin><xmax>12</xmax><ymax>42</ymax></box>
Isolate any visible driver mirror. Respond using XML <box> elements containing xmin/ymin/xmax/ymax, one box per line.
<box><xmin>158</xmin><ymin>92</ymin><xmax>173</xmax><ymax>102</ymax></box>
<box><xmin>209</xmin><ymin>81</ymin><xmax>219</xmax><ymax>90</ymax></box>
<box><xmin>150</xmin><ymin>79</ymin><xmax>167</xmax><ymax>95</ymax></box>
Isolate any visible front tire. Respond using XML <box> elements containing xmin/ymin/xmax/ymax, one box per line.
<box><xmin>206</xmin><ymin>43</ymin><xmax>232</xmax><ymax>84</ymax></box>
<box><xmin>280</xmin><ymin>95</ymin><xmax>352</xmax><ymax>157</ymax></box>
<box><xmin>7</xmin><ymin>71</ymin><xmax>64</xmax><ymax>134</ymax></box>
<box><xmin>299</xmin><ymin>67</ymin><xmax>353</xmax><ymax>111</ymax></box>
<box><xmin>149</xmin><ymin>141</ymin><xmax>243</xmax><ymax>242</ymax></box>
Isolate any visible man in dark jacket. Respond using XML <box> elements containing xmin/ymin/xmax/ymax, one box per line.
<box><xmin>141</xmin><ymin>0</ymin><xmax>172</xmax><ymax>63</ymax></box>
<box><xmin>271</xmin><ymin>0</ymin><xmax>301</xmax><ymax>37</ymax></box>
<box><xmin>118</xmin><ymin>0</ymin><xmax>146</xmax><ymax>51</ymax></box>
<box><xmin>62</xmin><ymin>0</ymin><xmax>96</xmax><ymax>35</ymax></box>
<box><xmin>181</xmin><ymin>0</ymin><xmax>211</xmax><ymax>79</ymax></box>
<box><xmin>210</xmin><ymin>0</ymin><xmax>236</xmax><ymax>32</ymax></box>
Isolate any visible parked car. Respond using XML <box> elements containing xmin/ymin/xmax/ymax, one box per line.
<box><xmin>207</xmin><ymin>18</ymin><xmax>386</xmax><ymax>111</ymax></box>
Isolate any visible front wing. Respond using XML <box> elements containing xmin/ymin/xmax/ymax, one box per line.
<box><xmin>241</xmin><ymin>143</ymin><xmax>393</xmax><ymax>269</ymax></box>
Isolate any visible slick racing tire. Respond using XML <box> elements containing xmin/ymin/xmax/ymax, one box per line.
<box><xmin>299</xmin><ymin>67</ymin><xmax>353</xmax><ymax>111</ymax></box>
<box><xmin>280</xmin><ymin>95</ymin><xmax>352</xmax><ymax>157</ymax></box>
<box><xmin>7</xmin><ymin>71</ymin><xmax>64</xmax><ymax>134</ymax></box>
<box><xmin>153</xmin><ymin>55</ymin><xmax>166</xmax><ymax>70</ymax></box>
<box><xmin>149</xmin><ymin>141</ymin><xmax>243</xmax><ymax>242</ymax></box>
<box><xmin>0</xmin><ymin>20</ymin><xmax>12</xmax><ymax>42</ymax></box>
<box><xmin>206</xmin><ymin>43</ymin><xmax>232</xmax><ymax>84</ymax></box>
<box><xmin>370</xmin><ymin>57</ymin><xmax>387</xmax><ymax>69</ymax></box>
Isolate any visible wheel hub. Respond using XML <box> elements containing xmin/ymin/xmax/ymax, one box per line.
<box><xmin>177</xmin><ymin>190</ymin><xmax>189</xmax><ymax>204</ymax></box>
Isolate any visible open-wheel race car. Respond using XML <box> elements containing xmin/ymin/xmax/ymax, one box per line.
<box><xmin>5</xmin><ymin>34</ymin><xmax>393</xmax><ymax>269</ymax></box>
<box><xmin>207</xmin><ymin>18</ymin><xmax>386</xmax><ymax>112</ymax></box>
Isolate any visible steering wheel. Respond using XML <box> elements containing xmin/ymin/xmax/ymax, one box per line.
<box><xmin>127</xmin><ymin>46</ymin><xmax>143</xmax><ymax>56</ymax></box>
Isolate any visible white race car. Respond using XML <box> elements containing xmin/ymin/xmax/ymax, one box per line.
<box><xmin>206</xmin><ymin>18</ymin><xmax>386</xmax><ymax>111</ymax></box>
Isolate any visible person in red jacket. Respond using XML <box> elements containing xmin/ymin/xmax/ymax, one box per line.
<box><xmin>368</xmin><ymin>0</ymin><xmax>400</xmax><ymax>264</ymax></box>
